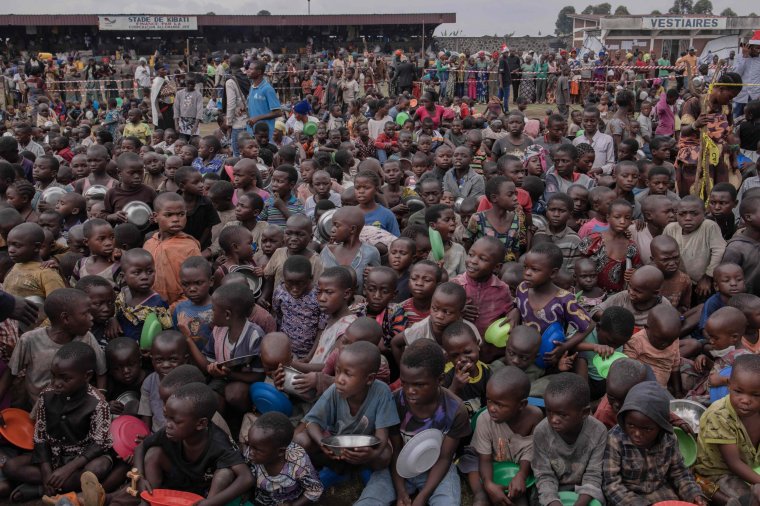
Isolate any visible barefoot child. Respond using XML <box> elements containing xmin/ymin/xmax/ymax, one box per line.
<box><xmin>5</xmin><ymin>343</ymin><xmax>112</xmax><ymax>503</ymax></box>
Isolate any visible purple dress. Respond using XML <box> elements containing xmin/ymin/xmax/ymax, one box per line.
<box><xmin>515</xmin><ymin>281</ymin><xmax>592</xmax><ymax>336</ymax></box>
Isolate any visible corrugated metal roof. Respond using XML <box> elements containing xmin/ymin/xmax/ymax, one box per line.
<box><xmin>0</xmin><ymin>13</ymin><xmax>455</xmax><ymax>27</ymax></box>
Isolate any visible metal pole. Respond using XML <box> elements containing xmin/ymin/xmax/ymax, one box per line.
<box><xmin>422</xmin><ymin>21</ymin><xmax>425</xmax><ymax>58</ymax></box>
<box><xmin>308</xmin><ymin>0</ymin><xmax>311</xmax><ymax>15</ymax></box>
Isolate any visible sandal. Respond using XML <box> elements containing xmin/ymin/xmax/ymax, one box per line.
<box><xmin>80</xmin><ymin>471</ymin><xmax>105</xmax><ymax>506</ymax></box>
<box><xmin>10</xmin><ymin>483</ymin><xmax>43</xmax><ymax>503</ymax></box>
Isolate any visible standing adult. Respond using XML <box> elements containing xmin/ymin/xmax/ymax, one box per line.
<box><xmin>507</xmin><ymin>49</ymin><xmax>522</xmax><ymax>105</ymax></box>
<box><xmin>247</xmin><ymin>59</ymin><xmax>282</xmax><ymax>142</ymax></box>
<box><xmin>733</xmin><ymin>32</ymin><xmax>760</xmax><ymax>119</ymax></box>
<box><xmin>224</xmin><ymin>54</ymin><xmax>251</xmax><ymax>157</ymax></box>
<box><xmin>83</xmin><ymin>58</ymin><xmax>99</xmax><ymax>103</ymax></box>
<box><xmin>134</xmin><ymin>58</ymin><xmax>152</xmax><ymax>99</ymax></box>
<box><xmin>173</xmin><ymin>77</ymin><xmax>203</xmax><ymax>140</ymax></box>
<box><xmin>519</xmin><ymin>54</ymin><xmax>537</xmax><ymax>103</ymax></box>
<box><xmin>119</xmin><ymin>55</ymin><xmax>136</xmax><ymax>95</ymax></box>
<box><xmin>393</xmin><ymin>56</ymin><xmax>415</xmax><ymax>95</ymax></box>
<box><xmin>150</xmin><ymin>66</ymin><xmax>176</xmax><ymax>130</ymax></box>
<box><xmin>497</xmin><ymin>47</ymin><xmax>514</xmax><ymax>112</ymax></box>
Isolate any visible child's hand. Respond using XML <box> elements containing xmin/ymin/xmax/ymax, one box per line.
<box><xmin>453</xmin><ymin>359</ymin><xmax>473</xmax><ymax>385</ymax></box>
<box><xmin>463</xmin><ymin>299</ymin><xmax>479</xmax><ymax>322</ymax></box>
<box><xmin>340</xmin><ymin>445</ymin><xmax>373</xmax><ymax>465</ymax></box>
<box><xmin>623</xmin><ymin>268</ymin><xmax>636</xmax><ymax>284</ymax></box>
<box><xmin>319</xmin><ymin>441</ymin><xmax>340</xmax><ymax>460</ymax></box>
<box><xmin>634</xmin><ymin>218</ymin><xmax>646</xmax><ymax>231</ymax></box>
<box><xmin>483</xmin><ymin>481</ymin><xmax>509</xmax><ymax>506</ymax></box>
<box><xmin>40</xmin><ymin>258</ymin><xmax>59</xmax><ymax>270</ymax></box>
<box><xmin>507</xmin><ymin>471</ymin><xmax>527</xmax><ymax>499</ymax></box>
<box><xmin>694</xmin><ymin>354</ymin><xmax>712</xmax><ymax>374</ymax></box>
<box><xmin>109</xmin><ymin>400</ymin><xmax>125</xmax><ymax>416</ymax></box>
<box><xmin>106</xmin><ymin>318</ymin><xmax>122</xmax><ymax>340</ymax></box>
<box><xmin>694</xmin><ymin>496</ymin><xmax>709</xmax><ymax>506</ymax></box>
<box><xmin>292</xmin><ymin>372</ymin><xmax>317</xmax><ymax>394</ymax></box>
<box><xmin>273</xmin><ymin>364</ymin><xmax>286</xmax><ymax>390</ymax></box>
<box><xmin>593</xmin><ymin>344</ymin><xmax>615</xmax><ymax>359</ymax></box>
<box><xmin>46</xmin><ymin>463</ymin><xmax>76</xmax><ymax>490</ymax></box>
<box><xmin>207</xmin><ymin>362</ymin><xmax>229</xmax><ymax>378</ymax></box>
<box><xmin>558</xmin><ymin>352</ymin><xmax>577</xmax><ymax>372</ymax></box>
<box><xmin>544</xmin><ymin>341</ymin><xmax>568</xmax><ymax>367</ymax></box>
<box><xmin>113</xmin><ymin>211</ymin><xmax>128</xmax><ymax>223</ymax></box>
<box><xmin>396</xmin><ymin>495</ymin><xmax>413</xmax><ymax>506</ymax></box>
<box><xmin>391</xmin><ymin>203</ymin><xmax>409</xmax><ymax>215</ymax></box>
<box><xmin>253</xmin><ymin>266</ymin><xmax>265</xmax><ymax>277</ymax></box>
<box><xmin>696</xmin><ymin>275</ymin><xmax>712</xmax><ymax>298</ymax></box>
<box><xmin>272</xmin><ymin>195</ymin><xmax>288</xmax><ymax>212</ymax></box>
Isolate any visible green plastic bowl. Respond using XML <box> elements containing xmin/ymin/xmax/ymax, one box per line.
<box><xmin>591</xmin><ymin>351</ymin><xmax>627</xmax><ymax>379</ymax></box>
<box><xmin>140</xmin><ymin>312</ymin><xmax>162</xmax><ymax>351</ymax></box>
<box><xmin>303</xmin><ymin>122</ymin><xmax>318</xmax><ymax>137</ymax></box>
<box><xmin>492</xmin><ymin>461</ymin><xmax>536</xmax><ymax>489</ymax></box>
<box><xmin>484</xmin><ymin>318</ymin><xmax>511</xmax><ymax>348</ymax></box>
<box><xmin>429</xmin><ymin>228</ymin><xmax>444</xmax><ymax>261</ymax></box>
<box><xmin>558</xmin><ymin>491</ymin><xmax>602</xmax><ymax>506</ymax></box>
<box><xmin>396</xmin><ymin>111</ymin><xmax>410</xmax><ymax>127</ymax></box>
<box><xmin>674</xmin><ymin>427</ymin><xmax>697</xmax><ymax>467</ymax></box>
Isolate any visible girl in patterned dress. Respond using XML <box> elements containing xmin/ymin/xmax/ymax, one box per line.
<box><xmin>466</xmin><ymin>176</ymin><xmax>527</xmax><ymax>263</ymax></box>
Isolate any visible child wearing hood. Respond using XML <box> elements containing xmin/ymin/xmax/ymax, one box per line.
<box><xmin>603</xmin><ymin>381</ymin><xmax>707</xmax><ymax>506</ymax></box>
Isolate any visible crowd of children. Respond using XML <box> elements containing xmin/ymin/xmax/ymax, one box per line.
<box><xmin>0</xmin><ymin>47</ymin><xmax>760</xmax><ymax>506</ymax></box>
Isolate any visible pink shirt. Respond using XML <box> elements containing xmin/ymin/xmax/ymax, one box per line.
<box><xmin>578</xmin><ymin>218</ymin><xmax>609</xmax><ymax>238</ymax></box>
<box><xmin>414</xmin><ymin>105</ymin><xmax>445</xmax><ymax>129</ymax></box>
<box><xmin>655</xmin><ymin>92</ymin><xmax>675</xmax><ymax>136</ymax></box>
<box><xmin>623</xmin><ymin>329</ymin><xmax>680</xmax><ymax>387</ymax></box>
<box><xmin>451</xmin><ymin>273</ymin><xmax>514</xmax><ymax>336</ymax></box>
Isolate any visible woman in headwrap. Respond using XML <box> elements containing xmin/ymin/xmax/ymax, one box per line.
<box><xmin>475</xmin><ymin>51</ymin><xmax>489</xmax><ymax>103</ymax></box>
<box><xmin>519</xmin><ymin>54</ymin><xmax>537</xmax><ymax>103</ymax></box>
<box><xmin>523</xmin><ymin>144</ymin><xmax>547</xmax><ymax>177</ymax></box>
<box><xmin>150</xmin><ymin>66</ymin><xmax>176</xmax><ymax>130</ymax></box>
<box><xmin>676</xmin><ymin>72</ymin><xmax>743</xmax><ymax>198</ymax></box>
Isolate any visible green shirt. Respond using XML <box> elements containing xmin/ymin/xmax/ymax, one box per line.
<box><xmin>658</xmin><ymin>58</ymin><xmax>671</xmax><ymax>78</ymax></box>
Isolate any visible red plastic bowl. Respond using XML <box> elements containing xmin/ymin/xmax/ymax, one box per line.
<box><xmin>110</xmin><ymin>415</ymin><xmax>149</xmax><ymax>460</ymax></box>
<box><xmin>140</xmin><ymin>489</ymin><xmax>204</xmax><ymax>506</ymax></box>
<box><xmin>652</xmin><ymin>502</ymin><xmax>698</xmax><ymax>506</ymax></box>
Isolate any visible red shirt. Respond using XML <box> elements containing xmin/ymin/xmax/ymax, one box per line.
<box><xmin>451</xmin><ymin>273</ymin><xmax>514</xmax><ymax>337</ymax></box>
<box><xmin>477</xmin><ymin>188</ymin><xmax>532</xmax><ymax>214</ymax></box>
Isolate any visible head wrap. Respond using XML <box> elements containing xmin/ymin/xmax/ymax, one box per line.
<box><xmin>617</xmin><ymin>381</ymin><xmax>673</xmax><ymax>434</ymax></box>
<box><xmin>523</xmin><ymin>144</ymin><xmax>547</xmax><ymax>174</ymax></box>
<box><xmin>293</xmin><ymin>100</ymin><xmax>311</xmax><ymax>115</ymax></box>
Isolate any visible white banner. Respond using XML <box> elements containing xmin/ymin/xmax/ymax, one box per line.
<box><xmin>98</xmin><ymin>16</ymin><xmax>198</xmax><ymax>31</ymax></box>
<box><xmin>642</xmin><ymin>17</ymin><xmax>727</xmax><ymax>30</ymax></box>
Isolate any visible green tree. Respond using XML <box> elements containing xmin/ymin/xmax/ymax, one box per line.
<box><xmin>692</xmin><ymin>0</ymin><xmax>713</xmax><ymax>14</ymax></box>
<box><xmin>555</xmin><ymin>5</ymin><xmax>576</xmax><ymax>35</ymax></box>
<box><xmin>582</xmin><ymin>5</ymin><xmax>594</xmax><ymax>14</ymax></box>
<box><xmin>720</xmin><ymin>7</ymin><xmax>737</xmax><ymax>16</ymax></box>
<box><xmin>651</xmin><ymin>9</ymin><xmax>662</xmax><ymax>14</ymax></box>
<box><xmin>257</xmin><ymin>10</ymin><xmax>271</xmax><ymax>15</ymax></box>
<box><xmin>593</xmin><ymin>3</ymin><xmax>612</xmax><ymax>14</ymax></box>
<box><xmin>614</xmin><ymin>5</ymin><xmax>630</xmax><ymax>14</ymax></box>
<box><xmin>669</xmin><ymin>0</ymin><xmax>694</xmax><ymax>14</ymax></box>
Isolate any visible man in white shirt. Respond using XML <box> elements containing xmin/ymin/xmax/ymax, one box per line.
<box><xmin>14</xmin><ymin>123</ymin><xmax>45</xmax><ymax>159</ymax></box>
<box><xmin>573</xmin><ymin>107</ymin><xmax>615</xmax><ymax>175</ymax></box>
<box><xmin>134</xmin><ymin>58</ymin><xmax>152</xmax><ymax>98</ymax></box>
<box><xmin>734</xmin><ymin>34</ymin><xmax>760</xmax><ymax>118</ymax></box>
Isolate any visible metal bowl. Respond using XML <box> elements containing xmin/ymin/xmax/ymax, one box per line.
<box><xmin>670</xmin><ymin>399</ymin><xmax>706</xmax><ymax>434</ymax></box>
<box><xmin>403</xmin><ymin>197</ymin><xmax>425</xmax><ymax>214</ymax></box>
<box><xmin>282</xmin><ymin>366</ymin><xmax>301</xmax><ymax>396</ymax></box>
<box><xmin>123</xmin><ymin>201</ymin><xmax>152</xmax><ymax>228</ymax></box>
<box><xmin>317</xmin><ymin>208</ymin><xmax>337</xmax><ymax>243</ymax></box>
<box><xmin>114</xmin><ymin>391</ymin><xmax>140</xmax><ymax>416</ymax></box>
<box><xmin>24</xmin><ymin>295</ymin><xmax>45</xmax><ymax>307</ymax></box>
<box><xmin>84</xmin><ymin>185</ymin><xmax>108</xmax><ymax>199</ymax></box>
<box><xmin>321</xmin><ymin>435</ymin><xmax>381</xmax><ymax>456</ymax></box>
<box><xmin>229</xmin><ymin>264</ymin><xmax>263</xmax><ymax>299</ymax></box>
<box><xmin>40</xmin><ymin>187</ymin><xmax>67</xmax><ymax>206</ymax></box>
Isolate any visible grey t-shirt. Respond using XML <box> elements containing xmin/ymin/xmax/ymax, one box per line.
<box><xmin>304</xmin><ymin>380</ymin><xmax>400</xmax><ymax>435</ymax></box>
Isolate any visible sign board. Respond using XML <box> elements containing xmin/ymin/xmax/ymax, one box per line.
<box><xmin>98</xmin><ymin>16</ymin><xmax>197</xmax><ymax>31</ymax></box>
<box><xmin>642</xmin><ymin>17</ymin><xmax>727</xmax><ymax>30</ymax></box>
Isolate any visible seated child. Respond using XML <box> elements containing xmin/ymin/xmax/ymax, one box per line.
<box><xmin>388</xmin><ymin>237</ymin><xmax>416</xmax><ymax>303</ymax></box>
<box><xmin>9</xmin><ymin>288</ymin><xmax>106</xmax><ymax>405</ymax></box>
<box><xmin>426</xmin><ymin>204</ymin><xmax>466</xmax><ymax>278</ymax></box>
<box><xmin>592</xmin><ymin>265</ymin><xmax>672</xmax><ymax>328</ymax></box>
<box><xmin>452</xmin><ymin>237</ymin><xmax>516</xmax><ymax>363</ymax></box>
<box><xmin>130</xmin><ymin>383</ymin><xmax>253</xmax><ymax>503</ymax></box>
<box><xmin>272</xmin><ymin>255</ymin><xmax>323</xmax><ymax>360</ymax></box>
<box><xmin>297</xmin><ymin>342</ymin><xmax>398</xmax><ymax>475</ymax></box>
<box><xmin>75</xmin><ymin>275</ymin><xmax>118</xmax><ymax>349</ymax></box>
<box><xmin>472</xmin><ymin>366</ymin><xmax>543</xmax><ymax>506</ymax></box>
<box><xmin>71</xmin><ymin>219</ymin><xmax>120</xmax><ymax>287</ymax></box>
<box><xmin>663</xmin><ymin>196</ymin><xmax>727</xmax><ymax>298</ymax></box>
<box><xmin>143</xmin><ymin>192</ymin><xmax>202</xmax><ymax>304</ymax></box>
<box><xmin>104</xmin><ymin>337</ymin><xmax>146</xmax><ymax>416</ymax></box>
<box><xmin>532</xmin><ymin>373</ymin><xmax>607</xmax><ymax>506</ymax></box>
<box><xmin>694</xmin><ymin>354</ymin><xmax>760</xmax><ymax>504</ymax></box>
<box><xmin>573</xmin><ymin>258</ymin><xmax>606</xmax><ymax>314</ymax></box>
<box><xmin>4</xmin><ymin>342</ymin><xmax>112</xmax><ymax>503</ymax></box>
<box><xmin>441</xmin><ymin>321</ymin><xmax>490</xmax><ymax>415</ymax></box>
<box><xmin>516</xmin><ymin>242</ymin><xmax>594</xmax><ymax>369</ymax></box>
<box><xmin>706</xmin><ymin>182</ymin><xmax>738</xmax><ymax>241</ymax></box>
<box><xmin>138</xmin><ymin>330</ymin><xmax>189</xmax><ymax>432</ymax></box>
<box><xmin>362</xmin><ymin>267</ymin><xmax>406</xmax><ymax>351</ymax></box>
<box><xmin>651</xmin><ymin>235</ymin><xmax>692</xmax><ymax>313</ymax></box>
<box><xmin>603</xmin><ymin>381</ymin><xmax>707</xmax><ymax>505</ymax></box>
<box><xmin>246</xmin><ymin>412</ymin><xmax>323</xmax><ymax>505</ymax></box>
<box><xmin>3</xmin><ymin>222</ymin><xmax>65</xmax><ymax>301</ymax></box>
<box><xmin>391</xmin><ymin>282</ymin><xmax>480</xmax><ymax>365</ymax></box>
<box><xmin>213</xmin><ymin>225</ymin><xmax>255</xmax><ymax>288</ymax></box>
<box><xmin>355</xmin><ymin>340</ymin><xmax>471</xmax><ymax>505</ymax></box>
<box><xmin>624</xmin><ymin>304</ymin><xmax>683</xmax><ymax>396</ymax></box>
<box><xmin>577</xmin><ymin>306</ymin><xmax>635</xmax><ymax>399</ymax></box>
<box><xmin>54</xmin><ymin>192</ymin><xmax>86</xmax><ymax>238</ymax></box>
<box><xmin>159</xmin><ymin>364</ymin><xmax>231</xmax><ymax>436</ymax></box>
<box><xmin>398</xmin><ymin>260</ymin><xmax>440</xmax><ymax>326</ymax></box>
<box><xmin>724</xmin><ymin>195</ymin><xmax>760</xmax><ymax>296</ymax></box>
<box><xmin>189</xmin><ymin>283</ymin><xmax>265</xmax><ymax>415</ymax></box>
<box><xmin>728</xmin><ymin>293</ymin><xmax>760</xmax><ymax>354</ymax></box>
<box><xmin>115</xmin><ymin>248</ymin><xmax>172</xmax><ymax>342</ymax></box>
<box><xmin>172</xmin><ymin>256</ymin><xmax>214</xmax><ymax>351</ymax></box>
<box><xmin>533</xmin><ymin>193</ymin><xmax>582</xmax><ymax>274</ymax></box>
<box><xmin>594</xmin><ymin>358</ymin><xmax>654</xmax><ymax>429</ymax></box>
<box><xmin>685</xmin><ymin>306</ymin><xmax>749</xmax><ymax>405</ymax></box>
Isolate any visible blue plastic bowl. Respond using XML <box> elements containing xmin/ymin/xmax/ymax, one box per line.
<box><xmin>249</xmin><ymin>382</ymin><xmax>293</xmax><ymax>416</ymax></box>
<box><xmin>535</xmin><ymin>322</ymin><xmax>565</xmax><ymax>369</ymax></box>
<box><xmin>527</xmin><ymin>397</ymin><xmax>545</xmax><ymax>408</ymax></box>
<box><xmin>709</xmin><ymin>366</ymin><xmax>732</xmax><ymax>403</ymax></box>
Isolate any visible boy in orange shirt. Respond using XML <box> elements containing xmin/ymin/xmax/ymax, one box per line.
<box><xmin>143</xmin><ymin>192</ymin><xmax>202</xmax><ymax>304</ymax></box>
